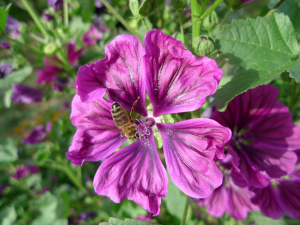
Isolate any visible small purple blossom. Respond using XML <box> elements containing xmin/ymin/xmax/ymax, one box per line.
<box><xmin>67</xmin><ymin>30</ymin><xmax>231</xmax><ymax>215</ymax></box>
<box><xmin>48</xmin><ymin>0</ymin><xmax>64</xmax><ymax>11</ymax></box>
<box><xmin>44</xmin><ymin>14</ymin><xmax>54</xmax><ymax>21</ymax></box>
<box><xmin>5</xmin><ymin>16</ymin><xmax>20</xmax><ymax>33</ymax></box>
<box><xmin>211</xmin><ymin>85</ymin><xmax>300</xmax><ymax>188</ymax></box>
<box><xmin>95</xmin><ymin>0</ymin><xmax>103</xmax><ymax>8</ymax></box>
<box><xmin>1</xmin><ymin>42</ymin><xmax>11</xmax><ymax>49</ymax></box>
<box><xmin>136</xmin><ymin>215</ymin><xmax>152</xmax><ymax>222</ymax></box>
<box><xmin>241</xmin><ymin>0</ymin><xmax>257</xmax><ymax>4</ymax></box>
<box><xmin>12</xmin><ymin>166</ymin><xmax>30</xmax><ymax>179</ymax></box>
<box><xmin>83</xmin><ymin>25</ymin><xmax>103</xmax><ymax>46</ymax></box>
<box><xmin>23</xmin><ymin>122</ymin><xmax>52</xmax><ymax>144</ymax></box>
<box><xmin>79</xmin><ymin>212</ymin><xmax>96</xmax><ymax>221</ymax></box>
<box><xmin>12</xmin><ymin>84</ymin><xmax>44</xmax><ymax>104</ymax></box>
<box><xmin>0</xmin><ymin>63</ymin><xmax>13</xmax><ymax>78</ymax></box>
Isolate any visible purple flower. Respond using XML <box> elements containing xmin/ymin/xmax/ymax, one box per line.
<box><xmin>197</xmin><ymin>176</ymin><xmax>257</xmax><ymax>220</ymax></box>
<box><xmin>12</xmin><ymin>84</ymin><xmax>44</xmax><ymax>104</ymax></box>
<box><xmin>241</xmin><ymin>0</ymin><xmax>257</xmax><ymax>4</ymax></box>
<box><xmin>0</xmin><ymin>63</ymin><xmax>13</xmax><ymax>78</ymax></box>
<box><xmin>48</xmin><ymin>0</ymin><xmax>64</xmax><ymax>11</ymax></box>
<box><xmin>12</xmin><ymin>166</ymin><xmax>30</xmax><ymax>179</ymax></box>
<box><xmin>23</xmin><ymin>122</ymin><xmax>52</xmax><ymax>144</ymax></box>
<box><xmin>5</xmin><ymin>16</ymin><xmax>20</xmax><ymax>33</ymax></box>
<box><xmin>68</xmin><ymin>41</ymin><xmax>83</xmax><ymax>66</ymax></box>
<box><xmin>44</xmin><ymin>14</ymin><xmax>54</xmax><ymax>21</ymax></box>
<box><xmin>83</xmin><ymin>25</ymin><xmax>103</xmax><ymax>46</ymax></box>
<box><xmin>38</xmin><ymin>187</ymin><xmax>51</xmax><ymax>194</ymax></box>
<box><xmin>28</xmin><ymin>165</ymin><xmax>40</xmax><ymax>174</ymax></box>
<box><xmin>136</xmin><ymin>215</ymin><xmax>152</xmax><ymax>222</ymax></box>
<box><xmin>79</xmin><ymin>212</ymin><xmax>96</xmax><ymax>221</ymax></box>
<box><xmin>36</xmin><ymin>61</ymin><xmax>60</xmax><ymax>85</ymax></box>
<box><xmin>1</xmin><ymin>42</ymin><xmax>11</xmax><ymax>49</ymax></box>
<box><xmin>67</xmin><ymin>30</ymin><xmax>231</xmax><ymax>215</ymax></box>
<box><xmin>52</xmin><ymin>77</ymin><xmax>71</xmax><ymax>92</ymax></box>
<box><xmin>211</xmin><ymin>85</ymin><xmax>300</xmax><ymax>188</ymax></box>
<box><xmin>95</xmin><ymin>0</ymin><xmax>103</xmax><ymax>8</ymax></box>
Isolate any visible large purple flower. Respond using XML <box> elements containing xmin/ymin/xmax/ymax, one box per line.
<box><xmin>12</xmin><ymin>84</ymin><xmax>44</xmax><ymax>104</ymax></box>
<box><xmin>68</xmin><ymin>30</ymin><xmax>231</xmax><ymax>215</ymax></box>
<box><xmin>211</xmin><ymin>85</ymin><xmax>300</xmax><ymax>188</ymax></box>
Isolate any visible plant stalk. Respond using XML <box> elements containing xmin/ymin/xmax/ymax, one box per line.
<box><xmin>64</xmin><ymin>0</ymin><xmax>69</xmax><ymax>27</ymax></box>
<box><xmin>265</xmin><ymin>0</ymin><xmax>286</xmax><ymax>18</ymax></box>
<box><xmin>20</xmin><ymin>0</ymin><xmax>49</xmax><ymax>37</ymax></box>
<box><xmin>99</xmin><ymin>0</ymin><xmax>143</xmax><ymax>43</ymax></box>
<box><xmin>180</xmin><ymin>195</ymin><xmax>190</xmax><ymax>225</ymax></box>
<box><xmin>179</xmin><ymin>11</ymin><xmax>185</xmax><ymax>46</ymax></box>
<box><xmin>141</xmin><ymin>18</ymin><xmax>149</xmax><ymax>32</ymax></box>
<box><xmin>191</xmin><ymin>0</ymin><xmax>202</xmax><ymax>41</ymax></box>
<box><xmin>200</xmin><ymin>0</ymin><xmax>224</xmax><ymax>20</ymax></box>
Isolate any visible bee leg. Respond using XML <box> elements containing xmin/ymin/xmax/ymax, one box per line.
<box><xmin>130</xmin><ymin>97</ymin><xmax>140</xmax><ymax>118</ymax></box>
<box><xmin>120</xmin><ymin>132</ymin><xmax>124</xmax><ymax>141</ymax></box>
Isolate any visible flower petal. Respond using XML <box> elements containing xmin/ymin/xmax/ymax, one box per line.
<box><xmin>278</xmin><ymin>178</ymin><xmax>300</xmax><ymax>219</ymax></box>
<box><xmin>157</xmin><ymin>118</ymin><xmax>231</xmax><ymax>198</ymax></box>
<box><xmin>93</xmin><ymin>133</ymin><xmax>168</xmax><ymax>216</ymax></box>
<box><xmin>250</xmin><ymin>184</ymin><xmax>284</xmax><ymax>219</ymax></box>
<box><xmin>197</xmin><ymin>183</ymin><xmax>228</xmax><ymax>218</ymax></box>
<box><xmin>144</xmin><ymin>30</ymin><xmax>222</xmax><ymax>117</ymax></box>
<box><xmin>227</xmin><ymin>180</ymin><xmax>257</xmax><ymax>220</ymax></box>
<box><xmin>66</xmin><ymin>94</ymin><xmax>122</xmax><ymax>166</ymax></box>
<box><xmin>75</xmin><ymin>34</ymin><xmax>147</xmax><ymax>116</ymax></box>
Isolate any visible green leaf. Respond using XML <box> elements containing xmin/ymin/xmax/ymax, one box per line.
<box><xmin>26</xmin><ymin>174</ymin><xmax>41</xmax><ymax>188</ymax></box>
<box><xmin>77</xmin><ymin>0</ymin><xmax>96</xmax><ymax>22</ymax></box>
<box><xmin>99</xmin><ymin>217</ymin><xmax>161</xmax><ymax>225</ymax></box>
<box><xmin>0</xmin><ymin>138</ymin><xmax>18</xmax><ymax>164</ymax></box>
<box><xmin>0</xmin><ymin>64</ymin><xmax>33</xmax><ymax>90</ymax></box>
<box><xmin>278</xmin><ymin>0</ymin><xmax>300</xmax><ymax>34</ymax></box>
<box><xmin>33</xmin><ymin>146</ymin><xmax>51</xmax><ymax>166</ymax></box>
<box><xmin>129</xmin><ymin>0</ymin><xmax>140</xmax><ymax>17</ymax></box>
<box><xmin>139</xmin><ymin>0</ymin><xmax>157</xmax><ymax>17</ymax></box>
<box><xmin>163</xmin><ymin>175</ymin><xmax>186</xmax><ymax>219</ymax></box>
<box><xmin>287</xmin><ymin>58</ymin><xmax>300</xmax><ymax>82</ymax></box>
<box><xmin>212</xmin><ymin>13</ymin><xmax>300</xmax><ymax>111</ymax></box>
<box><xmin>0</xmin><ymin>206</ymin><xmax>17</xmax><ymax>225</ymax></box>
<box><xmin>0</xmin><ymin>3</ymin><xmax>11</xmax><ymax>32</ymax></box>
<box><xmin>250</xmin><ymin>211</ymin><xmax>286</xmax><ymax>225</ymax></box>
<box><xmin>3</xmin><ymin>89</ymin><xmax>12</xmax><ymax>108</ymax></box>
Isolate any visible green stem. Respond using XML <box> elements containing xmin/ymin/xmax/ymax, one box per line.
<box><xmin>191</xmin><ymin>0</ymin><xmax>202</xmax><ymax>41</ymax></box>
<box><xmin>265</xmin><ymin>0</ymin><xmax>286</xmax><ymax>18</ymax></box>
<box><xmin>1</xmin><ymin>33</ymin><xmax>41</xmax><ymax>54</ymax></box>
<box><xmin>64</xmin><ymin>0</ymin><xmax>69</xmax><ymax>27</ymax></box>
<box><xmin>99</xmin><ymin>0</ymin><xmax>143</xmax><ymax>43</ymax></box>
<box><xmin>200</xmin><ymin>0</ymin><xmax>224</xmax><ymax>20</ymax></box>
<box><xmin>178</xmin><ymin>11</ymin><xmax>185</xmax><ymax>45</ymax></box>
<box><xmin>199</xmin><ymin>0</ymin><xmax>209</xmax><ymax>16</ymax></box>
<box><xmin>20</xmin><ymin>0</ymin><xmax>48</xmax><ymax>37</ymax></box>
<box><xmin>63</xmin><ymin>165</ymin><xmax>86</xmax><ymax>192</ymax></box>
<box><xmin>30</xmin><ymin>33</ymin><xmax>45</xmax><ymax>43</ymax></box>
<box><xmin>141</xmin><ymin>18</ymin><xmax>149</xmax><ymax>32</ymax></box>
<box><xmin>288</xmin><ymin>80</ymin><xmax>297</xmax><ymax>111</ymax></box>
<box><xmin>220</xmin><ymin>9</ymin><xmax>231</xmax><ymax>27</ymax></box>
<box><xmin>56</xmin><ymin>51</ymin><xmax>73</xmax><ymax>70</ymax></box>
<box><xmin>180</xmin><ymin>195</ymin><xmax>190</xmax><ymax>225</ymax></box>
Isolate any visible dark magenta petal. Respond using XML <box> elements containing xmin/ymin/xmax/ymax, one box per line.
<box><xmin>68</xmin><ymin>41</ymin><xmax>83</xmax><ymax>66</ymax></box>
<box><xmin>12</xmin><ymin>84</ymin><xmax>43</xmax><ymax>104</ymax></box>
<box><xmin>66</xmin><ymin>95</ymin><xmax>122</xmax><ymax>166</ymax></box>
<box><xmin>83</xmin><ymin>25</ymin><xmax>103</xmax><ymax>46</ymax></box>
<box><xmin>75</xmin><ymin>34</ymin><xmax>147</xmax><ymax>116</ymax></box>
<box><xmin>250</xmin><ymin>184</ymin><xmax>284</xmax><ymax>219</ymax></box>
<box><xmin>93</xmin><ymin>133</ymin><xmax>168</xmax><ymax>216</ymax></box>
<box><xmin>23</xmin><ymin>122</ymin><xmax>52</xmax><ymax>144</ymax></box>
<box><xmin>278</xmin><ymin>178</ymin><xmax>300</xmax><ymax>219</ymax></box>
<box><xmin>227</xmin><ymin>180</ymin><xmax>258</xmax><ymax>220</ymax></box>
<box><xmin>157</xmin><ymin>119</ymin><xmax>231</xmax><ymax>198</ymax></box>
<box><xmin>144</xmin><ymin>30</ymin><xmax>222</xmax><ymax>117</ymax></box>
<box><xmin>197</xmin><ymin>183</ymin><xmax>228</xmax><ymax>217</ymax></box>
<box><xmin>230</xmin><ymin>168</ymin><xmax>248</xmax><ymax>188</ymax></box>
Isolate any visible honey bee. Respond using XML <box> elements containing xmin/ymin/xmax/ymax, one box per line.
<box><xmin>111</xmin><ymin>97</ymin><xmax>140</xmax><ymax>140</ymax></box>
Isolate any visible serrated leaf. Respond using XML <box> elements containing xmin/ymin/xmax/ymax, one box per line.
<box><xmin>0</xmin><ymin>3</ymin><xmax>11</xmax><ymax>32</ymax></box>
<box><xmin>0</xmin><ymin>138</ymin><xmax>18</xmax><ymax>164</ymax></box>
<box><xmin>0</xmin><ymin>64</ymin><xmax>33</xmax><ymax>90</ymax></box>
<box><xmin>278</xmin><ymin>0</ymin><xmax>300</xmax><ymax>34</ymax></box>
<box><xmin>108</xmin><ymin>217</ymin><xmax>125</xmax><ymax>225</ymax></box>
<box><xmin>212</xmin><ymin>13</ymin><xmax>300</xmax><ymax>111</ymax></box>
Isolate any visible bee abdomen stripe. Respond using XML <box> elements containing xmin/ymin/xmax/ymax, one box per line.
<box><xmin>111</xmin><ymin>107</ymin><xmax>121</xmax><ymax>113</ymax></box>
<box><xmin>112</xmin><ymin>112</ymin><xmax>126</xmax><ymax>118</ymax></box>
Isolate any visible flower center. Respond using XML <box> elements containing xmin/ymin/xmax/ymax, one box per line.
<box><xmin>134</xmin><ymin>117</ymin><xmax>156</xmax><ymax>139</ymax></box>
<box><xmin>232</xmin><ymin>126</ymin><xmax>253</xmax><ymax>150</ymax></box>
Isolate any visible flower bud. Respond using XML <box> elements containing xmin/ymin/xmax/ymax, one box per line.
<box><xmin>203</xmin><ymin>11</ymin><xmax>218</xmax><ymax>32</ymax></box>
<box><xmin>139</xmin><ymin>0</ymin><xmax>157</xmax><ymax>17</ymax></box>
<box><xmin>170</xmin><ymin>0</ymin><xmax>190</xmax><ymax>10</ymax></box>
<box><xmin>193</xmin><ymin>36</ymin><xmax>215</xmax><ymax>56</ymax></box>
<box><xmin>43</xmin><ymin>43</ymin><xmax>57</xmax><ymax>55</ymax></box>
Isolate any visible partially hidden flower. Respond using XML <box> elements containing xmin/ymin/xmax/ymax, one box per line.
<box><xmin>136</xmin><ymin>215</ymin><xmax>152</xmax><ymax>222</ymax></box>
<box><xmin>78</xmin><ymin>212</ymin><xmax>96</xmax><ymax>221</ymax></box>
<box><xmin>23</xmin><ymin>122</ymin><xmax>52</xmax><ymax>144</ymax></box>
<box><xmin>211</xmin><ymin>85</ymin><xmax>300</xmax><ymax>188</ymax></box>
<box><xmin>48</xmin><ymin>0</ymin><xmax>64</xmax><ymax>11</ymax></box>
<box><xmin>12</xmin><ymin>84</ymin><xmax>44</xmax><ymax>104</ymax></box>
<box><xmin>197</xmin><ymin>174</ymin><xmax>257</xmax><ymax>220</ymax></box>
<box><xmin>44</xmin><ymin>14</ymin><xmax>54</xmax><ymax>21</ymax></box>
<box><xmin>0</xmin><ymin>63</ymin><xmax>13</xmax><ymax>78</ymax></box>
<box><xmin>12</xmin><ymin>166</ymin><xmax>30</xmax><ymax>179</ymax></box>
<box><xmin>67</xmin><ymin>30</ymin><xmax>231</xmax><ymax>215</ymax></box>
<box><xmin>83</xmin><ymin>25</ymin><xmax>103</xmax><ymax>46</ymax></box>
<box><xmin>5</xmin><ymin>15</ymin><xmax>20</xmax><ymax>38</ymax></box>
<box><xmin>0</xmin><ymin>42</ymin><xmax>11</xmax><ymax>50</ymax></box>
